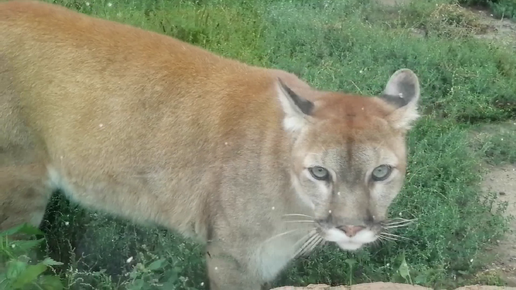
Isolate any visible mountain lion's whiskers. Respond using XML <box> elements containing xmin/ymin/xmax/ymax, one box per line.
<box><xmin>378</xmin><ymin>234</ymin><xmax>396</xmax><ymax>242</ymax></box>
<box><xmin>293</xmin><ymin>230</ymin><xmax>324</xmax><ymax>259</ymax></box>
<box><xmin>379</xmin><ymin>230</ymin><xmax>405</xmax><ymax>241</ymax></box>
<box><xmin>379</xmin><ymin>231</ymin><xmax>412</xmax><ymax>243</ymax></box>
<box><xmin>261</xmin><ymin>228</ymin><xmax>306</xmax><ymax>245</ymax></box>
<box><xmin>380</xmin><ymin>231</ymin><xmax>411</xmax><ymax>240</ymax></box>
<box><xmin>282</xmin><ymin>213</ymin><xmax>314</xmax><ymax>220</ymax></box>
<box><xmin>381</xmin><ymin>218</ymin><xmax>416</xmax><ymax>230</ymax></box>
<box><xmin>291</xmin><ymin>230</ymin><xmax>314</xmax><ymax>250</ymax></box>
<box><xmin>284</xmin><ymin>220</ymin><xmax>315</xmax><ymax>224</ymax></box>
<box><xmin>377</xmin><ymin>217</ymin><xmax>417</xmax><ymax>243</ymax></box>
<box><xmin>383</xmin><ymin>223</ymin><xmax>412</xmax><ymax>230</ymax></box>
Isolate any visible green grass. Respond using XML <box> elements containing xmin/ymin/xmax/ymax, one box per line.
<box><xmin>2</xmin><ymin>0</ymin><xmax>516</xmax><ymax>289</ymax></box>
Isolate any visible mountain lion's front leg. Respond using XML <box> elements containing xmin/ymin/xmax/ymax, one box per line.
<box><xmin>0</xmin><ymin>164</ymin><xmax>52</xmax><ymax>234</ymax></box>
<box><xmin>205</xmin><ymin>242</ymin><xmax>262</xmax><ymax>290</ymax></box>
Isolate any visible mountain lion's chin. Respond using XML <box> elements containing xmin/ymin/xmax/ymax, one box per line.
<box><xmin>336</xmin><ymin>241</ymin><xmax>365</xmax><ymax>251</ymax></box>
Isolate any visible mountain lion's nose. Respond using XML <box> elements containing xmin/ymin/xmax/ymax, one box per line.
<box><xmin>339</xmin><ymin>225</ymin><xmax>365</xmax><ymax>237</ymax></box>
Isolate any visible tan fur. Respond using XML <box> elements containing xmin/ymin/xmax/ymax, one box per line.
<box><xmin>0</xmin><ymin>1</ymin><xmax>422</xmax><ymax>289</ymax></box>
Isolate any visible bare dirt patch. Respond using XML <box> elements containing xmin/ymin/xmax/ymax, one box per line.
<box><xmin>469</xmin><ymin>121</ymin><xmax>516</xmax><ymax>286</ymax></box>
<box><xmin>374</xmin><ymin>0</ymin><xmax>516</xmax><ymax>48</ymax></box>
<box><xmin>469</xmin><ymin>6</ymin><xmax>516</xmax><ymax>49</ymax></box>
<box><xmin>481</xmin><ymin>164</ymin><xmax>516</xmax><ymax>286</ymax></box>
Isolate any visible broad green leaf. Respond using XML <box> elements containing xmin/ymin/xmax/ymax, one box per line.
<box><xmin>128</xmin><ymin>278</ymin><xmax>145</xmax><ymax>290</ymax></box>
<box><xmin>0</xmin><ymin>224</ymin><xmax>44</xmax><ymax>237</ymax></box>
<box><xmin>147</xmin><ymin>258</ymin><xmax>166</xmax><ymax>271</ymax></box>
<box><xmin>398</xmin><ymin>254</ymin><xmax>411</xmax><ymax>282</ymax></box>
<box><xmin>162</xmin><ymin>271</ymin><xmax>179</xmax><ymax>288</ymax></box>
<box><xmin>162</xmin><ymin>267</ymin><xmax>180</xmax><ymax>286</ymax></box>
<box><xmin>0</xmin><ymin>271</ymin><xmax>11</xmax><ymax>289</ymax></box>
<box><xmin>9</xmin><ymin>239</ymin><xmax>45</xmax><ymax>254</ymax></box>
<box><xmin>6</xmin><ymin>260</ymin><xmax>27</xmax><ymax>280</ymax></box>
<box><xmin>39</xmin><ymin>275</ymin><xmax>64</xmax><ymax>290</ymax></box>
<box><xmin>344</xmin><ymin>258</ymin><xmax>357</xmax><ymax>267</ymax></box>
<box><xmin>42</xmin><ymin>257</ymin><xmax>64</xmax><ymax>266</ymax></box>
<box><xmin>12</xmin><ymin>263</ymin><xmax>47</xmax><ymax>288</ymax></box>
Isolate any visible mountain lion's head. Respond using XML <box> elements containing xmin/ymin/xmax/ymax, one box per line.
<box><xmin>277</xmin><ymin>69</ymin><xmax>419</xmax><ymax>251</ymax></box>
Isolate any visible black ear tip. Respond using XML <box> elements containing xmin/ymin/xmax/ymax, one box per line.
<box><xmin>278</xmin><ymin>78</ymin><xmax>314</xmax><ymax>116</ymax></box>
<box><xmin>278</xmin><ymin>77</ymin><xmax>288</xmax><ymax>89</ymax></box>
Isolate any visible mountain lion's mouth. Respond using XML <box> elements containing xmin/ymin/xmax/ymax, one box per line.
<box><xmin>313</xmin><ymin>217</ymin><xmax>417</xmax><ymax>251</ymax></box>
<box><xmin>287</xmin><ymin>216</ymin><xmax>416</xmax><ymax>258</ymax></box>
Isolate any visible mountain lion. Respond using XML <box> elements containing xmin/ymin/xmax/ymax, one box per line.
<box><xmin>0</xmin><ymin>1</ymin><xmax>421</xmax><ymax>289</ymax></box>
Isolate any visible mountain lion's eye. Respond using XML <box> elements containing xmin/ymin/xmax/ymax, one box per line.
<box><xmin>372</xmin><ymin>165</ymin><xmax>392</xmax><ymax>181</ymax></box>
<box><xmin>309</xmin><ymin>166</ymin><xmax>330</xmax><ymax>181</ymax></box>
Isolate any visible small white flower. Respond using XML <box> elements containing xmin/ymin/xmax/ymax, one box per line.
<box><xmin>200</xmin><ymin>282</ymin><xmax>204</xmax><ymax>286</ymax></box>
<box><xmin>64</xmin><ymin>221</ymin><xmax>69</xmax><ymax>226</ymax></box>
<box><xmin>107</xmin><ymin>2</ymin><xmax>112</xmax><ymax>7</ymax></box>
<box><xmin>86</xmin><ymin>2</ymin><xmax>90</xmax><ymax>6</ymax></box>
<box><xmin>127</xmin><ymin>256</ymin><xmax>133</xmax><ymax>263</ymax></box>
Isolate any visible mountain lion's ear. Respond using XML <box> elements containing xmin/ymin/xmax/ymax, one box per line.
<box><xmin>276</xmin><ymin>78</ymin><xmax>314</xmax><ymax>133</ymax></box>
<box><xmin>380</xmin><ymin>69</ymin><xmax>420</xmax><ymax>131</ymax></box>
